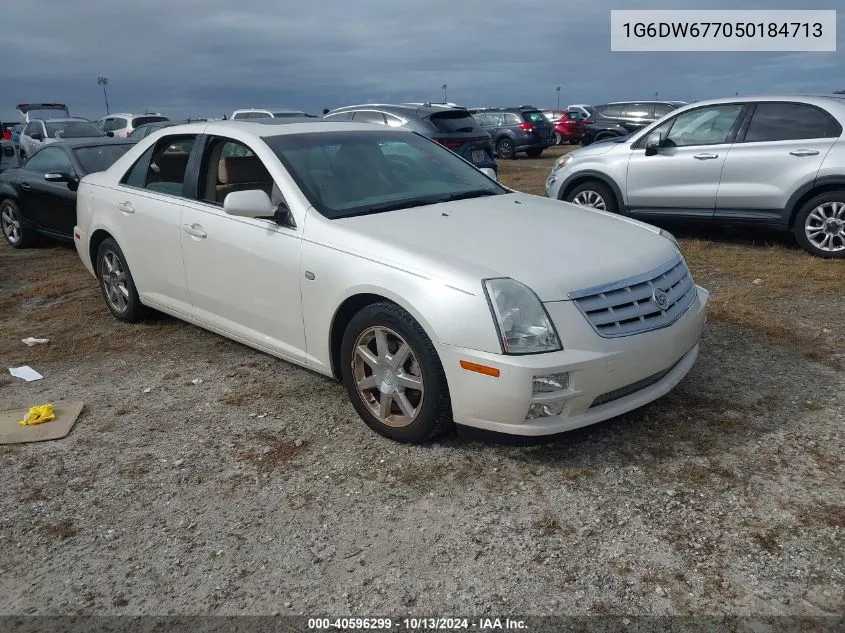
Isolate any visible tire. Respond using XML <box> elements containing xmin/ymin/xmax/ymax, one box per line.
<box><xmin>95</xmin><ymin>237</ymin><xmax>146</xmax><ymax>322</ymax></box>
<box><xmin>793</xmin><ymin>191</ymin><xmax>845</xmax><ymax>259</ymax></box>
<box><xmin>564</xmin><ymin>180</ymin><xmax>618</xmax><ymax>213</ymax></box>
<box><xmin>340</xmin><ymin>302</ymin><xmax>452</xmax><ymax>443</ymax></box>
<box><xmin>495</xmin><ymin>137</ymin><xmax>516</xmax><ymax>159</ymax></box>
<box><xmin>0</xmin><ymin>199</ymin><xmax>38</xmax><ymax>248</ymax></box>
<box><xmin>553</xmin><ymin>132</ymin><xmax>563</xmax><ymax>145</ymax></box>
<box><xmin>526</xmin><ymin>149</ymin><xmax>543</xmax><ymax>158</ymax></box>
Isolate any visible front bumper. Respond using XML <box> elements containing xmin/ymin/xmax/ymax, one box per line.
<box><xmin>435</xmin><ymin>286</ymin><xmax>708</xmax><ymax>436</ymax></box>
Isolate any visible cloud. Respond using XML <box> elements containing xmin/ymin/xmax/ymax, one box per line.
<box><xmin>1</xmin><ymin>0</ymin><xmax>841</xmax><ymax>120</ymax></box>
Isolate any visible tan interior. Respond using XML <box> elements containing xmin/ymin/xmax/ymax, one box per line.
<box><xmin>150</xmin><ymin>151</ymin><xmax>190</xmax><ymax>183</ymax></box>
<box><xmin>216</xmin><ymin>156</ymin><xmax>273</xmax><ymax>203</ymax></box>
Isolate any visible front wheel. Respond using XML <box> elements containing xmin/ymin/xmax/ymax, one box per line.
<box><xmin>793</xmin><ymin>191</ymin><xmax>845</xmax><ymax>258</ymax></box>
<box><xmin>340</xmin><ymin>302</ymin><xmax>452</xmax><ymax>443</ymax></box>
<box><xmin>96</xmin><ymin>237</ymin><xmax>146</xmax><ymax>322</ymax></box>
<box><xmin>565</xmin><ymin>181</ymin><xmax>618</xmax><ymax>213</ymax></box>
<box><xmin>495</xmin><ymin>138</ymin><xmax>515</xmax><ymax>159</ymax></box>
<box><xmin>553</xmin><ymin>132</ymin><xmax>562</xmax><ymax>145</ymax></box>
<box><xmin>1</xmin><ymin>199</ymin><xmax>37</xmax><ymax>248</ymax></box>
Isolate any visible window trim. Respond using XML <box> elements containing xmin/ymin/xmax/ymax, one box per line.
<box><xmin>118</xmin><ymin>134</ymin><xmax>199</xmax><ymax>199</ymax></box>
<box><xmin>735</xmin><ymin>100</ymin><xmax>843</xmax><ymax>144</ymax></box>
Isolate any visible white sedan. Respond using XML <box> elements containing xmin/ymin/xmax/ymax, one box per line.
<box><xmin>73</xmin><ymin>119</ymin><xmax>709</xmax><ymax>443</ymax></box>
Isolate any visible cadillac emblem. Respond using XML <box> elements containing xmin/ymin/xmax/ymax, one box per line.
<box><xmin>652</xmin><ymin>288</ymin><xmax>669</xmax><ymax>310</ymax></box>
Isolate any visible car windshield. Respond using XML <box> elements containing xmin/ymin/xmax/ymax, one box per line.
<box><xmin>72</xmin><ymin>143</ymin><xmax>134</xmax><ymax>174</ymax></box>
<box><xmin>273</xmin><ymin>112</ymin><xmax>305</xmax><ymax>118</ymax></box>
<box><xmin>427</xmin><ymin>111</ymin><xmax>481</xmax><ymax>134</ymax></box>
<box><xmin>264</xmin><ymin>130</ymin><xmax>507</xmax><ymax>220</ymax></box>
<box><xmin>131</xmin><ymin>116</ymin><xmax>169</xmax><ymax>127</ymax></box>
<box><xmin>45</xmin><ymin>121</ymin><xmax>105</xmax><ymax>139</ymax></box>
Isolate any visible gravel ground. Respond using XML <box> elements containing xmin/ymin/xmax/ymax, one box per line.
<box><xmin>0</xmin><ymin>158</ymin><xmax>843</xmax><ymax>617</ymax></box>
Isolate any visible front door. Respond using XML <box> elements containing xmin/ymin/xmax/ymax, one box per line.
<box><xmin>26</xmin><ymin>146</ymin><xmax>77</xmax><ymax>236</ymax></box>
<box><xmin>179</xmin><ymin>136</ymin><xmax>307</xmax><ymax>361</ymax></box>
<box><xmin>625</xmin><ymin>103</ymin><xmax>747</xmax><ymax>218</ymax></box>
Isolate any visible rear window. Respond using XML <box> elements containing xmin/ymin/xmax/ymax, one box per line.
<box><xmin>45</xmin><ymin>121</ymin><xmax>106</xmax><ymax>139</ymax></box>
<box><xmin>273</xmin><ymin>112</ymin><xmax>305</xmax><ymax>118</ymax></box>
<box><xmin>234</xmin><ymin>112</ymin><xmax>271</xmax><ymax>120</ymax></box>
<box><xmin>522</xmin><ymin>111</ymin><xmax>547</xmax><ymax>123</ymax></box>
<box><xmin>73</xmin><ymin>143</ymin><xmax>134</xmax><ymax>174</ymax></box>
<box><xmin>132</xmin><ymin>116</ymin><xmax>169</xmax><ymax>127</ymax></box>
<box><xmin>595</xmin><ymin>105</ymin><xmax>622</xmax><ymax>117</ymax></box>
<box><xmin>427</xmin><ymin>111</ymin><xmax>480</xmax><ymax>134</ymax></box>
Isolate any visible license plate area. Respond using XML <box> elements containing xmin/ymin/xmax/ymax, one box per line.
<box><xmin>471</xmin><ymin>150</ymin><xmax>486</xmax><ymax>163</ymax></box>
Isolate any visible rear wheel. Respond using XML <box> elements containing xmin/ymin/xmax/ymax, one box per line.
<box><xmin>96</xmin><ymin>238</ymin><xmax>146</xmax><ymax>322</ymax></box>
<box><xmin>793</xmin><ymin>191</ymin><xmax>845</xmax><ymax>258</ymax></box>
<box><xmin>1</xmin><ymin>199</ymin><xmax>37</xmax><ymax>248</ymax></box>
<box><xmin>495</xmin><ymin>138</ymin><xmax>515</xmax><ymax>159</ymax></box>
<box><xmin>340</xmin><ymin>302</ymin><xmax>452</xmax><ymax>443</ymax></box>
<box><xmin>553</xmin><ymin>132</ymin><xmax>563</xmax><ymax>145</ymax></box>
<box><xmin>565</xmin><ymin>181</ymin><xmax>618</xmax><ymax>213</ymax></box>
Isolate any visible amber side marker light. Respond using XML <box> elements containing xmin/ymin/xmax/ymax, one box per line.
<box><xmin>459</xmin><ymin>360</ymin><xmax>500</xmax><ymax>377</ymax></box>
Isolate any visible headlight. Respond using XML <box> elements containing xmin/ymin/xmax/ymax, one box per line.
<box><xmin>551</xmin><ymin>154</ymin><xmax>573</xmax><ymax>172</ymax></box>
<box><xmin>660</xmin><ymin>228</ymin><xmax>679</xmax><ymax>248</ymax></box>
<box><xmin>483</xmin><ymin>278</ymin><xmax>562</xmax><ymax>354</ymax></box>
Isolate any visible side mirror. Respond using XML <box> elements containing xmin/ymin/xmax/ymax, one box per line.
<box><xmin>644</xmin><ymin>132</ymin><xmax>663</xmax><ymax>156</ymax></box>
<box><xmin>30</xmin><ymin>133</ymin><xmax>44</xmax><ymax>142</ymax></box>
<box><xmin>44</xmin><ymin>171</ymin><xmax>74</xmax><ymax>183</ymax></box>
<box><xmin>223</xmin><ymin>189</ymin><xmax>275</xmax><ymax>218</ymax></box>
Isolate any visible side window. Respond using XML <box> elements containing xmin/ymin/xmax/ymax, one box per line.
<box><xmin>598</xmin><ymin>105</ymin><xmax>622</xmax><ymax>117</ymax></box>
<box><xmin>622</xmin><ymin>104</ymin><xmax>651</xmax><ymax>118</ymax></box>
<box><xmin>100</xmin><ymin>118</ymin><xmax>115</xmax><ymax>132</ymax></box>
<box><xmin>352</xmin><ymin>110</ymin><xmax>387</xmax><ymax>125</ymax></box>
<box><xmin>504</xmin><ymin>113</ymin><xmax>521</xmax><ymax>125</ymax></box>
<box><xmin>199</xmin><ymin>137</ymin><xmax>275</xmax><ymax>207</ymax></box>
<box><xmin>743</xmin><ymin>103</ymin><xmax>840</xmax><ymax>142</ymax></box>
<box><xmin>120</xmin><ymin>135</ymin><xmax>196</xmax><ymax>196</ymax></box>
<box><xmin>473</xmin><ymin>113</ymin><xmax>490</xmax><ymax>126</ymax></box>
<box><xmin>653</xmin><ymin>103</ymin><xmax>674</xmax><ymax>117</ymax></box>
<box><xmin>34</xmin><ymin>147</ymin><xmax>74</xmax><ymax>174</ymax></box>
<box><xmin>323</xmin><ymin>112</ymin><xmax>350</xmax><ymax>121</ymax></box>
<box><xmin>23</xmin><ymin>151</ymin><xmax>46</xmax><ymax>172</ymax></box>
<box><xmin>114</xmin><ymin>118</ymin><xmax>128</xmax><ymax>130</ymax></box>
<box><xmin>663</xmin><ymin>105</ymin><xmax>744</xmax><ymax>147</ymax></box>
<box><xmin>384</xmin><ymin>113</ymin><xmax>404</xmax><ymax>128</ymax></box>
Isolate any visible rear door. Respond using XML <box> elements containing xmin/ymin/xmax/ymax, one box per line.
<box><xmin>715</xmin><ymin>101</ymin><xmax>840</xmax><ymax>223</ymax></box>
<box><xmin>522</xmin><ymin>110</ymin><xmax>554</xmax><ymax>145</ymax></box>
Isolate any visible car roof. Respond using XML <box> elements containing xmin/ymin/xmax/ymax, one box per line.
<box><xmin>150</xmin><ymin>120</ymin><xmax>387</xmax><ymax>139</ymax></box>
<box><xmin>327</xmin><ymin>103</ymin><xmax>468</xmax><ymax>117</ymax></box>
<box><xmin>29</xmin><ymin>117</ymin><xmax>97</xmax><ymax>124</ymax></box>
<box><xmin>667</xmin><ymin>94</ymin><xmax>845</xmax><ymax>109</ymax></box>
<box><xmin>104</xmin><ymin>112</ymin><xmax>166</xmax><ymax>117</ymax></box>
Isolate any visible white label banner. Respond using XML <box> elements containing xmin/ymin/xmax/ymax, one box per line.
<box><xmin>611</xmin><ymin>10</ymin><xmax>837</xmax><ymax>52</ymax></box>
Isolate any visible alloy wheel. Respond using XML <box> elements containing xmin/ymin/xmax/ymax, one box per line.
<box><xmin>100</xmin><ymin>250</ymin><xmax>129</xmax><ymax>313</ymax></box>
<box><xmin>572</xmin><ymin>190</ymin><xmax>606</xmax><ymax>210</ymax></box>
<box><xmin>351</xmin><ymin>326</ymin><xmax>425</xmax><ymax>428</ymax></box>
<box><xmin>1</xmin><ymin>205</ymin><xmax>20</xmax><ymax>244</ymax></box>
<box><xmin>805</xmin><ymin>201</ymin><xmax>845</xmax><ymax>253</ymax></box>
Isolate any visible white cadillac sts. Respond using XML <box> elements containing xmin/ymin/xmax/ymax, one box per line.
<box><xmin>73</xmin><ymin>119</ymin><xmax>709</xmax><ymax>443</ymax></box>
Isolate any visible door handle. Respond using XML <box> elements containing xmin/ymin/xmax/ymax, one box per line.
<box><xmin>183</xmin><ymin>223</ymin><xmax>207</xmax><ymax>239</ymax></box>
<box><xmin>117</xmin><ymin>201</ymin><xmax>135</xmax><ymax>214</ymax></box>
<box><xmin>20</xmin><ymin>183</ymin><xmax>31</xmax><ymax>191</ymax></box>
<box><xmin>693</xmin><ymin>153</ymin><xmax>719</xmax><ymax>160</ymax></box>
<box><xmin>789</xmin><ymin>149</ymin><xmax>819</xmax><ymax>157</ymax></box>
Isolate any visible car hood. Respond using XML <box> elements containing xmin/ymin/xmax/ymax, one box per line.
<box><xmin>567</xmin><ymin>141</ymin><xmax>620</xmax><ymax>158</ymax></box>
<box><xmin>327</xmin><ymin>193</ymin><xmax>680</xmax><ymax>301</ymax></box>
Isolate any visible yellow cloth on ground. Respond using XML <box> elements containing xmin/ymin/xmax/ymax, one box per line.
<box><xmin>18</xmin><ymin>404</ymin><xmax>56</xmax><ymax>426</ymax></box>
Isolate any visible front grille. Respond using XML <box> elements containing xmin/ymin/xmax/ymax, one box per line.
<box><xmin>569</xmin><ymin>256</ymin><xmax>696</xmax><ymax>338</ymax></box>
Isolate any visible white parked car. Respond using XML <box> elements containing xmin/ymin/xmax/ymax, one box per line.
<box><xmin>97</xmin><ymin>113</ymin><xmax>170</xmax><ymax>138</ymax></box>
<box><xmin>230</xmin><ymin>108</ymin><xmax>308</xmax><ymax>120</ymax></box>
<box><xmin>73</xmin><ymin>120</ymin><xmax>709</xmax><ymax>443</ymax></box>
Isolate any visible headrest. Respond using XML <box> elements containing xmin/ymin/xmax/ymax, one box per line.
<box><xmin>218</xmin><ymin>156</ymin><xmax>269</xmax><ymax>184</ymax></box>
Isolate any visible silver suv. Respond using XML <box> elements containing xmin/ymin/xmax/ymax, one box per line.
<box><xmin>546</xmin><ymin>95</ymin><xmax>845</xmax><ymax>258</ymax></box>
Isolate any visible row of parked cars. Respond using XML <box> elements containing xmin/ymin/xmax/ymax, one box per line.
<box><xmin>1</xmin><ymin>93</ymin><xmax>844</xmax><ymax>446</ymax></box>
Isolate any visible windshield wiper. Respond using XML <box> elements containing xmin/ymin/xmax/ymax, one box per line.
<box><xmin>432</xmin><ymin>189</ymin><xmax>500</xmax><ymax>202</ymax></box>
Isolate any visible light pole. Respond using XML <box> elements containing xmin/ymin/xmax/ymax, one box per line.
<box><xmin>556</xmin><ymin>86</ymin><xmax>561</xmax><ymax>109</ymax></box>
<box><xmin>98</xmin><ymin>77</ymin><xmax>110</xmax><ymax>114</ymax></box>
<box><xmin>441</xmin><ymin>83</ymin><xmax>447</xmax><ymax>104</ymax></box>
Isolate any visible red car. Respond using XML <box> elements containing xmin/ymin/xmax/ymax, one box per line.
<box><xmin>542</xmin><ymin>110</ymin><xmax>586</xmax><ymax>145</ymax></box>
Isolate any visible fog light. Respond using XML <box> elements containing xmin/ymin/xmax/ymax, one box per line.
<box><xmin>526</xmin><ymin>400</ymin><xmax>567</xmax><ymax>420</ymax></box>
<box><xmin>532</xmin><ymin>372</ymin><xmax>570</xmax><ymax>394</ymax></box>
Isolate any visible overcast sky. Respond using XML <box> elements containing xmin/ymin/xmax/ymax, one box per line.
<box><xmin>2</xmin><ymin>0</ymin><xmax>842</xmax><ymax>121</ymax></box>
